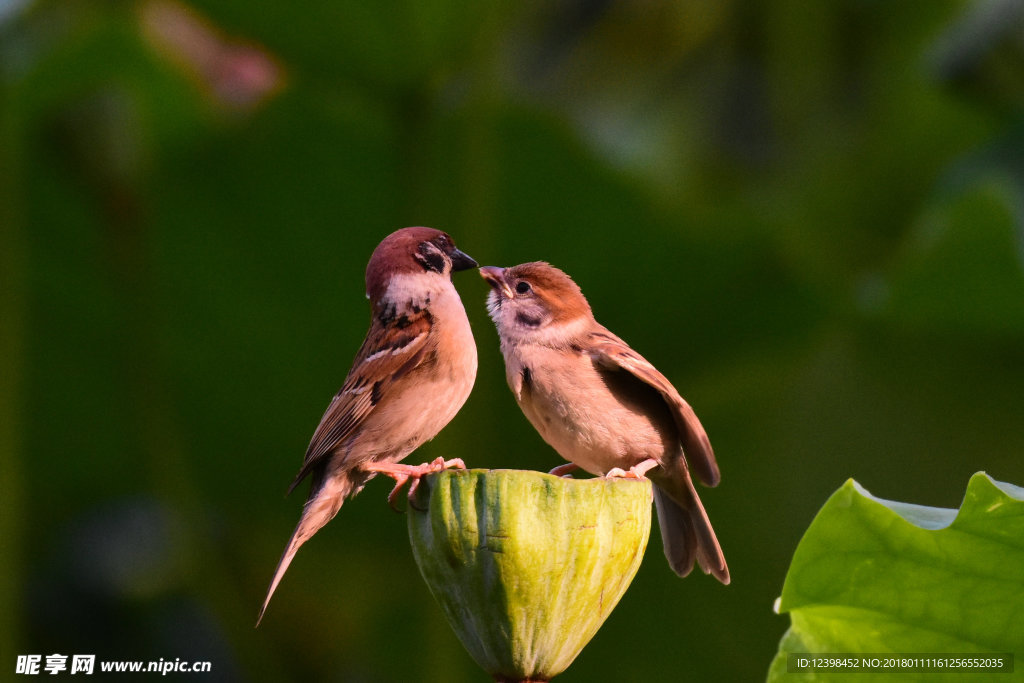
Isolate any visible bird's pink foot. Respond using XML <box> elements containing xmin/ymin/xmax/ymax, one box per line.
<box><xmin>605</xmin><ymin>458</ymin><xmax>659</xmax><ymax>480</ymax></box>
<box><xmin>365</xmin><ymin>457</ymin><xmax>466</xmax><ymax>510</ymax></box>
<box><xmin>548</xmin><ymin>462</ymin><xmax>580</xmax><ymax>478</ymax></box>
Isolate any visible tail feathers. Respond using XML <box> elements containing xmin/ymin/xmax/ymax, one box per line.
<box><xmin>256</xmin><ymin>472</ymin><xmax>361</xmax><ymax>626</ymax></box>
<box><xmin>653</xmin><ymin>485</ymin><xmax>730</xmax><ymax>584</ymax></box>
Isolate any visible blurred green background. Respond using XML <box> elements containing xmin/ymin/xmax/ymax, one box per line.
<box><xmin>3</xmin><ymin>0</ymin><xmax>1024</xmax><ymax>680</ymax></box>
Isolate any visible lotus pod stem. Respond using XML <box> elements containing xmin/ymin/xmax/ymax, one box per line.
<box><xmin>408</xmin><ymin>468</ymin><xmax>652</xmax><ymax>682</ymax></box>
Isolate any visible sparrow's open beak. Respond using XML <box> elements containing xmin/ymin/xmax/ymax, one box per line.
<box><xmin>479</xmin><ymin>266</ymin><xmax>514</xmax><ymax>299</ymax></box>
<box><xmin>449</xmin><ymin>248</ymin><xmax>478</xmax><ymax>272</ymax></box>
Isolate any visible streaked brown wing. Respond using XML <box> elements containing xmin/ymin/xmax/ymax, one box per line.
<box><xmin>287</xmin><ymin>310</ymin><xmax>432</xmax><ymax>493</ymax></box>
<box><xmin>586</xmin><ymin>328</ymin><xmax>720</xmax><ymax>487</ymax></box>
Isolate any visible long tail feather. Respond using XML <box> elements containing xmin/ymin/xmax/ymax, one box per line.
<box><xmin>652</xmin><ymin>477</ymin><xmax>729</xmax><ymax>584</ymax></box>
<box><xmin>256</xmin><ymin>472</ymin><xmax>362</xmax><ymax>625</ymax></box>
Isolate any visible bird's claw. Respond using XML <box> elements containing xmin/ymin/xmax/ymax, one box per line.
<box><xmin>385</xmin><ymin>475</ymin><xmax>411</xmax><ymax>511</ymax></box>
<box><xmin>368</xmin><ymin>457</ymin><xmax>467</xmax><ymax>512</ymax></box>
<box><xmin>548</xmin><ymin>462</ymin><xmax>580</xmax><ymax>478</ymax></box>
<box><xmin>605</xmin><ymin>458</ymin><xmax>659</xmax><ymax>480</ymax></box>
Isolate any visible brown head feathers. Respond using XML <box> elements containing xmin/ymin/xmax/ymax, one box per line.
<box><xmin>364</xmin><ymin>227</ymin><xmax>463</xmax><ymax>301</ymax></box>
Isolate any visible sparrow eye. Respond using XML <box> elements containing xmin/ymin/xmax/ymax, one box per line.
<box><xmin>515</xmin><ymin>281</ymin><xmax>532</xmax><ymax>295</ymax></box>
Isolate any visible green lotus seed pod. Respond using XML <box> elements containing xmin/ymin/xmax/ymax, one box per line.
<box><xmin>408</xmin><ymin>468</ymin><xmax>652</xmax><ymax>682</ymax></box>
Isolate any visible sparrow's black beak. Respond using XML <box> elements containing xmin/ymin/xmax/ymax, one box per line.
<box><xmin>449</xmin><ymin>248</ymin><xmax>478</xmax><ymax>272</ymax></box>
<box><xmin>479</xmin><ymin>266</ymin><xmax>514</xmax><ymax>299</ymax></box>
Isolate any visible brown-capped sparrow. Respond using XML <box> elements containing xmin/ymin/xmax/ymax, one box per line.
<box><xmin>258</xmin><ymin>227</ymin><xmax>479</xmax><ymax>624</ymax></box>
<box><xmin>480</xmin><ymin>262</ymin><xmax>729</xmax><ymax>584</ymax></box>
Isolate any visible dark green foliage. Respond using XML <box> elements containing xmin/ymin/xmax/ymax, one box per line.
<box><xmin>2</xmin><ymin>1</ymin><xmax>1023</xmax><ymax>681</ymax></box>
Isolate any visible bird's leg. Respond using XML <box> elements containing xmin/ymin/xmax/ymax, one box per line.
<box><xmin>405</xmin><ymin>457</ymin><xmax>466</xmax><ymax>502</ymax></box>
<box><xmin>548</xmin><ymin>462</ymin><xmax>580</xmax><ymax>478</ymax></box>
<box><xmin>605</xmin><ymin>458</ymin><xmax>659</xmax><ymax>480</ymax></box>
<box><xmin>365</xmin><ymin>457</ymin><xmax>467</xmax><ymax>511</ymax></box>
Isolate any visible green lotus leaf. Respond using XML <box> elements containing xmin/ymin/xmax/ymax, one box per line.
<box><xmin>408</xmin><ymin>469</ymin><xmax>652</xmax><ymax>682</ymax></box>
<box><xmin>769</xmin><ymin>472</ymin><xmax>1024</xmax><ymax>682</ymax></box>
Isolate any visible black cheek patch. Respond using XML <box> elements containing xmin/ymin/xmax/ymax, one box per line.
<box><xmin>521</xmin><ymin>366</ymin><xmax>532</xmax><ymax>390</ymax></box>
<box><xmin>515</xmin><ymin>311</ymin><xmax>543</xmax><ymax>327</ymax></box>
<box><xmin>415</xmin><ymin>243</ymin><xmax>447</xmax><ymax>273</ymax></box>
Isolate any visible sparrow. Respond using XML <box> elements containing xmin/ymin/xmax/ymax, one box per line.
<box><xmin>257</xmin><ymin>227</ymin><xmax>479</xmax><ymax>624</ymax></box>
<box><xmin>480</xmin><ymin>262</ymin><xmax>729</xmax><ymax>584</ymax></box>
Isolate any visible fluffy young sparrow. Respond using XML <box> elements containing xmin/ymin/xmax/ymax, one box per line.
<box><xmin>480</xmin><ymin>262</ymin><xmax>729</xmax><ymax>584</ymax></box>
<box><xmin>258</xmin><ymin>227</ymin><xmax>479</xmax><ymax>624</ymax></box>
